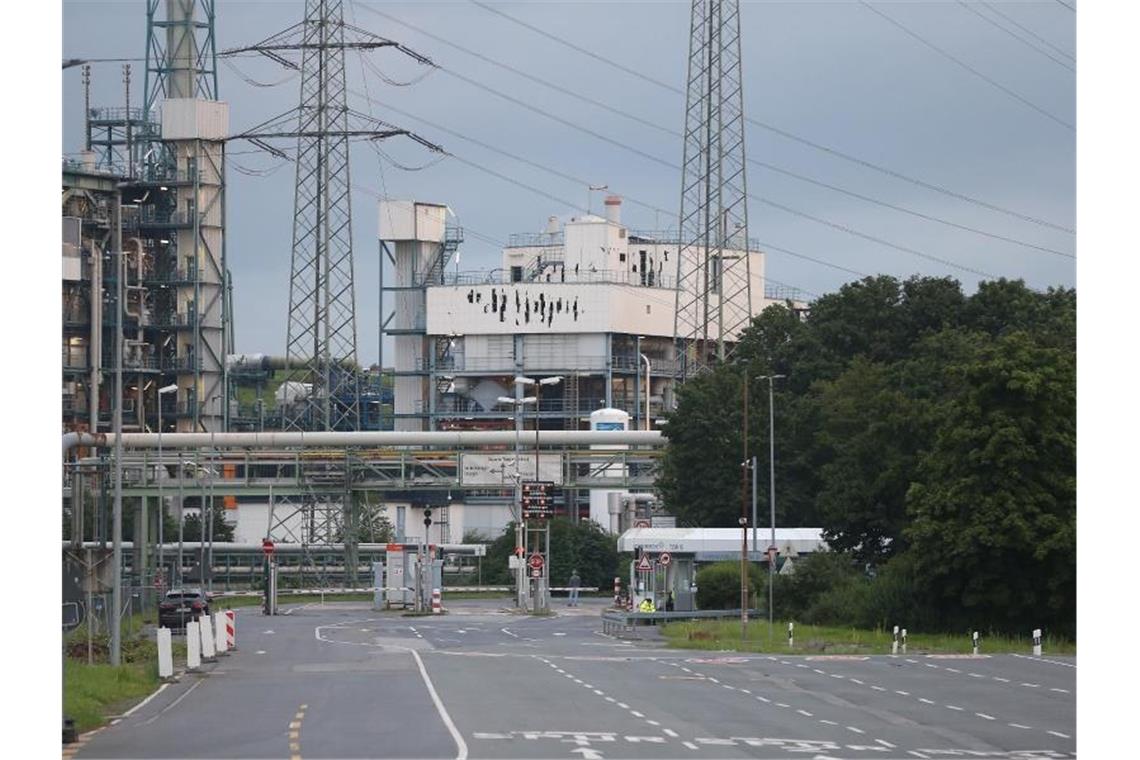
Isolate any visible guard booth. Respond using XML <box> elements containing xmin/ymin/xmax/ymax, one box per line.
<box><xmin>617</xmin><ymin>527</ymin><xmax>827</xmax><ymax>612</ymax></box>
<box><xmin>383</xmin><ymin>543</ymin><xmax>443</xmax><ymax>610</ymax></box>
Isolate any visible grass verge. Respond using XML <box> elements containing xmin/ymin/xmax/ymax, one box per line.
<box><xmin>659</xmin><ymin>619</ymin><xmax>1076</xmax><ymax>655</ymax></box>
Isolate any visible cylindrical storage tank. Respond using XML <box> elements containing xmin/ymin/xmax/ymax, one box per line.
<box><xmin>589</xmin><ymin>408</ymin><xmax>630</xmax><ymax>531</ymax></box>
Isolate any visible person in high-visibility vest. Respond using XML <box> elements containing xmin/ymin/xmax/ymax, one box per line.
<box><xmin>639</xmin><ymin>597</ymin><xmax>656</xmax><ymax>613</ymax></box>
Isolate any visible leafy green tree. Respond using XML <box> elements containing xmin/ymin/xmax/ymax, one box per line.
<box><xmin>905</xmin><ymin>330</ymin><xmax>1076</xmax><ymax>634</ymax></box>
<box><xmin>181</xmin><ymin>509</ymin><xmax>235</xmax><ymax>543</ymax></box>
<box><xmin>694</xmin><ymin>561</ymin><xmax>764</xmax><ymax>610</ymax></box>
<box><xmin>480</xmin><ymin>518</ymin><xmax>620</xmax><ymax>592</ymax></box>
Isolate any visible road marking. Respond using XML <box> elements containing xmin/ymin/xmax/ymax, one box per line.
<box><xmin>908</xmin><ymin>752</ymin><xmax>930</xmax><ymax>759</ymax></box>
<box><xmin>584</xmin><ymin>683</ymin><xmax>594</xmax><ymax>689</ymax></box>
<box><xmin>945</xmin><ymin>668</ymin><xmax>961</xmax><ymax>673</ymax></box>
<box><xmin>593</xmin><ymin>689</ymin><xmax>604</xmax><ymax>695</ymax></box>
<box><xmin>968</xmin><ymin>673</ymin><xmax>984</xmax><ymax>678</ymax></box>
<box><xmin>846</xmin><ymin>726</ymin><xmax>865</xmax><ymax>734</ymax></box>
<box><xmin>756</xmin><ymin>696</ymin><xmax>771</xmax><ymax>703</ymax></box>
<box><xmin>850</xmin><ymin>678</ymin><xmax>864</xmax><ymax>685</ymax></box>
<box><xmin>1050</xmin><ymin>687</ymin><xmax>1071</xmax><ymax>693</ymax></box>
<box><xmin>776</xmin><ymin>702</ymin><xmax>790</xmax><ymax>708</ymax></box>
<box><xmin>554</xmin><ymin>632</ymin><xmax>567</xmax><ymax>636</ymax></box>
<box><xmin>646</xmin><ymin>719</ymin><xmax>661</xmax><ymax>726</ymax></box>
<box><xmin>707</xmin><ymin>677</ymin><xmax>720</xmax><ymax>683</ymax></box>
<box><xmin>976</xmin><ymin>713</ymin><xmax>995</xmax><ymax>720</ymax></box>
<box><xmin>604</xmin><ymin>696</ymin><xmax>616</xmax><ymax>703</ymax></box>
<box><xmin>895</xmin><ymin>690</ymin><xmax>910</xmax><ymax>696</ymax></box>
<box><xmin>813</xmin><ymin>669</ymin><xmax>825</xmax><ymax>674</ymax></box>
<box><xmin>946</xmin><ymin>705</ymin><xmax>964</xmax><ymax>711</ymax></box>
<box><xmin>1009</xmin><ymin>723</ymin><xmax>1031</xmax><ymax>729</ymax></box>
<box><xmin>683</xmin><ymin>741</ymin><xmax>699</xmax><ymax>749</ymax></box>
<box><xmin>256</xmin><ymin>649</ymin><xmax>267</xmax><ymax>654</ymax></box>
<box><xmin>501</xmin><ymin>627</ymin><xmax>519</xmax><ymax>638</ymax></box>
<box><xmin>797</xmin><ymin>709</ymin><xmax>813</xmax><ymax>717</ymax></box>
<box><xmin>905</xmin><ymin>659</ymin><xmax>918</xmax><ymax>663</ymax></box>
<box><xmin>918</xmin><ymin>698</ymin><xmax>935</xmax><ymax>704</ymax></box>
<box><xmin>829</xmin><ymin>674</ymin><xmax>844</xmax><ymax>679</ymax></box>
<box><xmin>663</xmin><ymin>729</ymin><xmax>679</xmax><ymax>737</ymax></box>
<box><xmin>631</xmin><ymin>711</ymin><xmax>645</xmax><ymax>718</ymax></box>
<box><xmin>140</xmin><ymin>680</ymin><xmax>202</xmax><ymax>726</ymax></box>
<box><xmin>1021</xmin><ymin>682</ymin><xmax>1040</xmax><ymax>688</ymax></box>
<box><xmin>1047</xmin><ymin>730</ymin><xmax>1071</xmax><ymax>738</ymax></box>
<box><xmin>617</xmin><ymin>702</ymin><xmax>629</xmax><ymax>709</ymax></box>
<box><xmin>408</xmin><ymin>647</ymin><xmax>468</xmax><ymax>760</ymax></box>
<box><xmin>120</xmin><ymin>682</ymin><xmax>171</xmax><ymax>720</ymax></box>
<box><xmin>993</xmin><ymin>677</ymin><xmax>1010</xmax><ymax>682</ymax></box>
<box><xmin>740</xmin><ymin>688</ymin><xmax>751</xmax><ymax>694</ymax></box>
<box><xmin>1012</xmin><ymin>653</ymin><xmax>1076</xmax><ymax>668</ymax></box>
<box><xmin>871</xmin><ymin>685</ymin><xmax>886</xmax><ymax>691</ymax></box>
<box><xmin>820</xmin><ymin>719</ymin><xmax>838</xmax><ymax>726</ymax></box>
<box><xmin>876</xmin><ymin>739</ymin><xmax>897</xmax><ymax>748</ymax></box>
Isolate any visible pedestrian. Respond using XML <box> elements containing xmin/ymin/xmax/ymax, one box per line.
<box><xmin>568</xmin><ymin>569</ymin><xmax>581</xmax><ymax>607</ymax></box>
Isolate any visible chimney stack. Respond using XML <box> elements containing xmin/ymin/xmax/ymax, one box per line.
<box><xmin>604</xmin><ymin>195</ymin><xmax>622</xmax><ymax>225</ymax></box>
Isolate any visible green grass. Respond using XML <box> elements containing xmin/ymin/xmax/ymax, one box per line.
<box><xmin>659</xmin><ymin>619</ymin><xmax>1076</xmax><ymax>655</ymax></box>
<box><xmin>64</xmin><ymin>660</ymin><xmax>159</xmax><ymax>734</ymax></box>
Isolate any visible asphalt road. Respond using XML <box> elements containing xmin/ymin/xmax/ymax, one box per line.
<box><xmin>68</xmin><ymin>598</ymin><xmax>1076</xmax><ymax>760</ymax></box>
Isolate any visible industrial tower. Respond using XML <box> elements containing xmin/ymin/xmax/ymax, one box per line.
<box><xmin>673</xmin><ymin>0</ymin><xmax>753</xmax><ymax>380</ymax></box>
<box><xmin>226</xmin><ymin>0</ymin><xmax>436</xmax><ymax>433</ymax></box>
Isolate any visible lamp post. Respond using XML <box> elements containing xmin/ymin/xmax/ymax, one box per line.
<box><xmin>156</xmin><ymin>384</ymin><xmax>178</xmax><ymax>596</ymax></box>
<box><xmin>498</xmin><ymin>391</ymin><xmax>536</xmax><ymax>608</ymax></box>
<box><xmin>756</xmin><ymin>374</ymin><xmax>786</xmax><ymax>642</ymax></box>
<box><xmin>110</xmin><ymin>203</ymin><xmax>124</xmax><ymax>666</ymax></box>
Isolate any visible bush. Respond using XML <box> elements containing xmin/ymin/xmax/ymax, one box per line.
<box><xmin>695</xmin><ymin>561</ymin><xmax>764</xmax><ymax>610</ymax></box>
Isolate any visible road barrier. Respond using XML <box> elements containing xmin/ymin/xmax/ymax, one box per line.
<box><xmin>200</xmin><ymin>614</ymin><xmax>217</xmax><ymax>660</ymax></box>
<box><xmin>157</xmin><ymin>627</ymin><xmax>173</xmax><ymax>679</ymax></box>
<box><xmin>187</xmin><ymin>621</ymin><xmax>201</xmax><ymax>670</ymax></box>
<box><xmin>214</xmin><ymin>611</ymin><xmax>228</xmax><ymax>654</ymax></box>
<box><xmin>431</xmin><ymin>589</ymin><xmax>442</xmax><ymax>614</ymax></box>
<box><xmin>225</xmin><ymin>610</ymin><xmax>235</xmax><ymax>649</ymax></box>
<box><xmin>1033</xmin><ymin>628</ymin><xmax>1042</xmax><ymax>656</ymax></box>
<box><xmin>613</xmin><ymin>576</ymin><xmax>621</xmax><ymax>607</ymax></box>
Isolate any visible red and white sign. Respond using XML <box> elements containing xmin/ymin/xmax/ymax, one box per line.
<box><xmin>634</xmin><ymin>520</ymin><xmax>651</xmax><ymax>528</ymax></box>
<box><xmin>225</xmin><ymin>610</ymin><xmax>235</xmax><ymax>649</ymax></box>
<box><xmin>637</xmin><ymin>555</ymin><xmax>652</xmax><ymax>572</ymax></box>
<box><xmin>514</xmin><ymin>546</ymin><xmax>525</xmax><ymax>557</ymax></box>
<box><xmin>530</xmin><ymin>567</ymin><xmax>542</xmax><ymax>579</ymax></box>
<box><xmin>658</xmin><ymin>552</ymin><xmax>672</xmax><ymax>567</ymax></box>
<box><xmin>261</xmin><ymin>539</ymin><xmax>275</xmax><ymax>557</ymax></box>
<box><xmin>528</xmin><ymin>553</ymin><xmax>545</xmax><ymax>571</ymax></box>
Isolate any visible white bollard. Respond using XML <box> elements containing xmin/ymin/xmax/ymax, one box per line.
<box><xmin>157</xmin><ymin>627</ymin><xmax>174</xmax><ymax>679</ymax></box>
<box><xmin>972</xmin><ymin>631</ymin><xmax>980</xmax><ymax>656</ymax></box>
<box><xmin>1032</xmin><ymin>628</ymin><xmax>1042</xmax><ymax>656</ymax></box>
<box><xmin>901</xmin><ymin>628</ymin><xmax>908</xmax><ymax>654</ymax></box>
<box><xmin>788</xmin><ymin>621</ymin><xmax>794</xmax><ymax>649</ymax></box>
<box><xmin>187</xmin><ymin>621</ymin><xmax>201</xmax><ymax>670</ymax></box>
<box><xmin>225</xmin><ymin>610</ymin><xmax>236</xmax><ymax>650</ymax></box>
<box><xmin>892</xmin><ymin>625</ymin><xmax>899</xmax><ymax>655</ymax></box>
<box><xmin>431</xmin><ymin>588</ymin><xmax>442</xmax><ymax>614</ymax></box>
<box><xmin>200</xmin><ymin>614</ymin><xmax>217</xmax><ymax>660</ymax></box>
<box><xmin>214</xmin><ymin>611</ymin><xmax>228</xmax><ymax>654</ymax></box>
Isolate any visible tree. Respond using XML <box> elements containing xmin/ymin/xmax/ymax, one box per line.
<box><xmin>480</xmin><ymin>518</ymin><xmax>620</xmax><ymax>591</ymax></box>
<box><xmin>181</xmin><ymin>508</ymin><xmax>235</xmax><ymax>543</ymax></box>
<box><xmin>904</xmin><ymin>330</ymin><xmax>1075</xmax><ymax>634</ymax></box>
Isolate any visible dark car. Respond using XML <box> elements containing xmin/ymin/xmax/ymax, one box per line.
<box><xmin>158</xmin><ymin>588</ymin><xmax>211</xmax><ymax>630</ymax></box>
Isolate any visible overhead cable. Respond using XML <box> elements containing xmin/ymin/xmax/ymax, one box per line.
<box><xmin>859</xmin><ymin>1</ymin><xmax>1074</xmax><ymax>131</ymax></box>
<box><xmin>465</xmin><ymin>0</ymin><xmax>1073</xmax><ymax>234</ymax></box>
<box><xmin>956</xmin><ymin>1</ymin><xmax>1074</xmax><ymax>73</ymax></box>
<box><xmin>980</xmin><ymin>2</ymin><xmax>1075</xmax><ymax>62</ymax></box>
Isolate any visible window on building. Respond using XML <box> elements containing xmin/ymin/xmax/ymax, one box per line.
<box><xmin>511</xmin><ymin>266</ymin><xmax>523</xmax><ymax>283</ymax></box>
<box><xmin>619</xmin><ymin>253</ymin><xmax>626</xmax><ymax>263</ymax></box>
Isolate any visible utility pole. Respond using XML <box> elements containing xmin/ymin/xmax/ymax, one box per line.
<box><xmin>757</xmin><ymin>373</ymin><xmax>785</xmax><ymax>642</ymax></box>
<box><xmin>110</xmin><ymin>172</ymin><xmax>125</xmax><ymax>667</ymax></box>
<box><xmin>740</xmin><ymin>370</ymin><xmax>749</xmax><ymax>642</ymax></box>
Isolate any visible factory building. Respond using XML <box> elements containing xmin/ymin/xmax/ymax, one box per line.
<box><xmin>379</xmin><ymin>197</ymin><xmax>805</xmax><ymax>539</ymax></box>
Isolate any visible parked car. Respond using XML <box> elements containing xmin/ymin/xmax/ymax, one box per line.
<box><xmin>158</xmin><ymin>588</ymin><xmax>211</xmax><ymax>630</ymax></box>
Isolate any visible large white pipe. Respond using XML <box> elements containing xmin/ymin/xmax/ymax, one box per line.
<box><xmin>64</xmin><ymin>429</ymin><xmax>664</xmax><ymax>452</ymax></box>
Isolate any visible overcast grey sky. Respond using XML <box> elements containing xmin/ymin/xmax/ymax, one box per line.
<box><xmin>62</xmin><ymin>0</ymin><xmax>1076</xmax><ymax>364</ymax></box>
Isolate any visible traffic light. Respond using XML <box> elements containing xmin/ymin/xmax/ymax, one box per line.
<box><xmin>424</xmin><ymin>508</ymin><xmax>432</xmax><ymax>530</ymax></box>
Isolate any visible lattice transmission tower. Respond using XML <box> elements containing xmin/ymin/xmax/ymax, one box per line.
<box><xmin>674</xmin><ymin>0</ymin><xmax>753</xmax><ymax>381</ymax></box>
<box><xmin>225</xmin><ymin>0</ymin><xmax>438</xmax><ymax>431</ymax></box>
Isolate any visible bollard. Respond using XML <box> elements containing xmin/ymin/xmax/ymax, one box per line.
<box><xmin>1032</xmin><ymin>628</ymin><xmax>1042</xmax><ymax>656</ymax></box>
<box><xmin>157</xmin><ymin>627</ymin><xmax>174</xmax><ymax>679</ymax></box>
<box><xmin>972</xmin><ymin>631</ymin><xmax>980</xmax><ymax>656</ymax></box>
<box><xmin>200</xmin><ymin>614</ymin><xmax>217</xmax><ymax>660</ymax></box>
<box><xmin>187</xmin><ymin>621</ymin><xmax>201</xmax><ymax>670</ymax></box>
<box><xmin>613</xmin><ymin>576</ymin><xmax>621</xmax><ymax>607</ymax></box>
<box><xmin>788</xmin><ymin>621</ymin><xmax>794</xmax><ymax>649</ymax></box>
<box><xmin>892</xmin><ymin>625</ymin><xmax>899</xmax><ymax>655</ymax></box>
<box><xmin>431</xmin><ymin>588</ymin><xmax>442</xmax><ymax>615</ymax></box>
<box><xmin>225</xmin><ymin>610</ymin><xmax>236</xmax><ymax>650</ymax></box>
<box><xmin>901</xmin><ymin>628</ymin><xmax>908</xmax><ymax>654</ymax></box>
<box><xmin>214</xmin><ymin>611</ymin><xmax>228</xmax><ymax>654</ymax></box>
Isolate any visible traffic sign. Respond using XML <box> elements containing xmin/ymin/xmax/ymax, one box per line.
<box><xmin>530</xmin><ymin>567</ymin><xmax>542</xmax><ymax>579</ymax></box>
<box><xmin>637</xmin><ymin>555</ymin><xmax>652</xmax><ymax>572</ymax></box>
<box><xmin>634</xmin><ymin>519</ymin><xmax>650</xmax><ymax>528</ymax></box>
<box><xmin>262</xmin><ymin>539</ymin><xmax>275</xmax><ymax>557</ymax></box>
<box><xmin>521</xmin><ymin>481</ymin><xmax>556</xmax><ymax>519</ymax></box>
<box><xmin>514</xmin><ymin>546</ymin><xmax>525</xmax><ymax>557</ymax></box>
<box><xmin>528</xmin><ymin>553</ymin><xmax>545</xmax><ymax>571</ymax></box>
<box><xmin>658</xmin><ymin>552</ymin><xmax>672</xmax><ymax>567</ymax></box>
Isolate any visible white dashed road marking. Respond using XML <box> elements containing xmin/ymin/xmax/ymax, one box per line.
<box><xmin>1048</xmin><ymin>730</ymin><xmax>1071</xmax><ymax>739</ymax></box>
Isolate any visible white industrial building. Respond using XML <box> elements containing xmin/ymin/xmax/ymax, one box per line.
<box><xmin>378</xmin><ymin>197</ymin><xmax>806</xmax><ymax>540</ymax></box>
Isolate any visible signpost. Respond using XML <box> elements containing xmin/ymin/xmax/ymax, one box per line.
<box><xmin>262</xmin><ymin>539</ymin><xmax>275</xmax><ymax>557</ymax></box>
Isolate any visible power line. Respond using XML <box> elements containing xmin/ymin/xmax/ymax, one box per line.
<box><xmin>980</xmin><ymin>2</ymin><xmax>1075</xmax><ymax>62</ymax></box>
<box><xmin>350</xmin><ymin>57</ymin><xmax>1024</xmax><ymax>280</ymax></box>
<box><xmin>1053</xmin><ymin>0</ymin><xmax>1075</xmax><ymax>12</ymax></box>
<box><xmin>859</xmin><ymin>1</ymin><xmax>1074</xmax><ymax>131</ymax></box>
<box><xmin>956</xmin><ymin>1</ymin><xmax>1075</xmax><ymax>73</ymax></box>
<box><xmin>350</xmin><ymin>11</ymin><xmax>1070</xmax><ymax>260</ymax></box>
<box><xmin>467</xmin><ymin>0</ymin><xmax>1073</xmax><ymax>235</ymax></box>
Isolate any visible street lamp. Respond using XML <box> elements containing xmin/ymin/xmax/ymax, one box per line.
<box><xmin>156</xmin><ymin>384</ymin><xmax>178</xmax><ymax>596</ymax></box>
<box><xmin>755</xmin><ymin>374</ymin><xmax>786</xmax><ymax>642</ymax></box>
<box><xmin>497</xmin><ymin>392</ymin><xmax>536</xmax><ymax>608</ymax></box>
